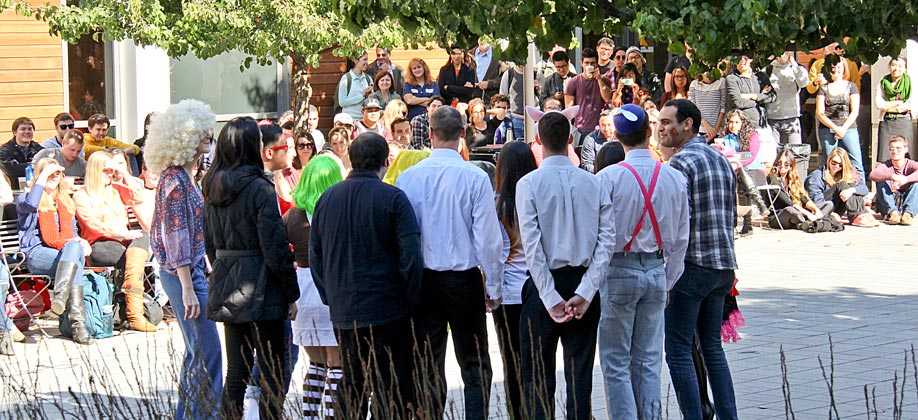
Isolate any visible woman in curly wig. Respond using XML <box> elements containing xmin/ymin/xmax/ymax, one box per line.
<box><xmin>146</xmin><ymin>99</ymin><xmax>223</xmax><ymax>419</ymax></box>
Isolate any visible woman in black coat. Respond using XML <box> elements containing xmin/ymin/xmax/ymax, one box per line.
<box><xmin>438</xmin><ymin>44</ymin><xmax>477</xmax><ymax>105</ymax></box>
<box><xmin>202</xmin><ymin>116</ymin><xmax>299</xmax><ymax>420</ymax></box>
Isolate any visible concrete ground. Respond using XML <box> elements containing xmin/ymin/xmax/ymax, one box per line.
<box><xmin>1</xmin><ymin>222</ymin><xmax>917</xmax><ymax>419</ymax></box>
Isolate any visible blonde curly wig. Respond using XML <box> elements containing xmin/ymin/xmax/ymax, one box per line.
<box><xmin>144</xmin><ymin>99</ymin><xmax>215</xmax><ymax>173</ymax></box>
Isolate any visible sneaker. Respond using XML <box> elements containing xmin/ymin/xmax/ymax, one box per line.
<box><xmin>901</xmin><ymin>213</ymin><xmax>913</xmax><ymax>226</ymax></box>
<box><xmin>888</xmin><ymin>211</ymin><xmax>901</xmax><ymax>225</ymax></box>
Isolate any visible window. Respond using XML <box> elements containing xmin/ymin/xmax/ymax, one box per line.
<box><xmin>66</xmin><ymin>34</ymin><xmax>116</xmax><ymax>121</ymax></box>
<box><xmin>170</xmin><ymin>50</ymin><xmax>287</xmax><ymax>118</ymax></box>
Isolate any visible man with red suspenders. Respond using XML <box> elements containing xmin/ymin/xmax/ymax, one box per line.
<box><xmin>596</xmin><ymin>103</ymin><xmax>690</xmax><ymax>420</ymax></box>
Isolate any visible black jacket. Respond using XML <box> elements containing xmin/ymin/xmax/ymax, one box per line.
<box><xmin>470</xmin><ymin>49</ymin><xmax>504</xmax><ymax>103</ymax></box>
<box><xmin>438</xmin><ymin>63</ymin><xmax>477</xmax><ymax>104</ymax></box>
<box><xmin>309</xmin><ymin>170</ymin><xmax>423</xmax><ymax>329</ymax></box>
<box><xmin>0</xmin><ymin>139</ymin><xmax>43</xmax><ymax>188</ymax></box>
<box><xmin>204</xmin><ymin>166</ymin><xmax>298</xmax><ymax>323</ymax></box>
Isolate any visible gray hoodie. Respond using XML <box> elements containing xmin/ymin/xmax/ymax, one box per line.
<box><xmin>765</xmin><ymin>59</ymin><xmax>809</xmax><ymax>120</ymax></box>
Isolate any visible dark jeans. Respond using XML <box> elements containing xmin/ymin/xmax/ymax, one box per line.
<box><xmin>520</xmin><ymin>267</ymin><xmax>599</xmax><ymax>420</ymax></box>
<box><xmin>335</xmin><ymin>316</ymin><xmax>413</xmax><ymax>420</ymax></box>
<box><xmin>825</xmin><ymin>181</ymin><xmax>867</xmax><ymax>219</ymax></box>
<box><xmin>770</xmin><ymin>202</ymin><xmax>834</xmax><ymax>229</ymax></box>
<box><xmin>492</xmin><ymin>303</ymin><xmax>523</xmax><ymax>420</ymax></box>
<box><xmin>222</xmin><ymin>319</ymin><xmax>287</xmax><ymax>420</ymax></box>
<box><xmin>665</xmin><ymin>262</ymin><xmax>738</xmax><ymax>420</ymax></box>
<box><xmin>412</xmin><ymin>268</ymin><xmax>491</xmax><ymax>420</ymax></box>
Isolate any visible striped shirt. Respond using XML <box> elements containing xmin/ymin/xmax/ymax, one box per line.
<box><xmin>668</xmin><ymin>136</ymin><xmax>737</xmax><ymax>270</ymax></box>
<box><xmin>688</xmin><ymin>79</ymin><xmax>726</xmax><ymax>135</ymax></box>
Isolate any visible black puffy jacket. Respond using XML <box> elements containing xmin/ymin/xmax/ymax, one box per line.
<box><xmin>204</xmin><ymin>166</ymin><xmax>298</xmax><ymax>323</ymax></box>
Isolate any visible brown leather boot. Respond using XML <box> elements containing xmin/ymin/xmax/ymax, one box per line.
<box><xmin>123</xmin><ymin>247</ymin><xmax>157</xmax><ymax>332</ymax></box>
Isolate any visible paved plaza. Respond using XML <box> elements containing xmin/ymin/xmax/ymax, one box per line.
<box><xmin>1</xmin><ymin>222</ymin><xmax>917</xmax><ymax>419</ymax></box>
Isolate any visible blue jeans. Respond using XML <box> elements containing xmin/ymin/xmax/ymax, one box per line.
<box><xmin>599</xmin><ymin>253</ymin><xmax>666</xmax><ymax>420</ymax></box>
<box><xmin>510</xmin><ymin>117</ymin><xmax>525</xmax><ymax>141</ymax></box>
<box><xmin>159</xmin><ymin>260</ymin><xmax>223</xmax><ymax>420</ymax></box>
<box><xmin>875</xmin><ymin>181</ymin><xmax>918</xmax><ymax>216</ymax></box>
<box><xmin>664</xmin><ymin>262</ymin><xmax>738</xmax><ymax>420</ymax></box>
<box><xmin>818</xmin><ymin>126</ymin><xmax>864</xmax><ymax>181</ymax></box>
<box><xmin>251</xmin><ymin>320</ymin><xmax>299</xmax><ymax>393</ymax></box>
<box><xmin>26</xmin><ymin>241</ymin><xmax>85</xmax><ymax>279</ymax></box>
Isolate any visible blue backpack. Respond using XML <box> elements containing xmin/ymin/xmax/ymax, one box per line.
<box><xmin>60</xmin><ymin>271</ymin><xmax>114</xmax><ymax>339</ymax></box>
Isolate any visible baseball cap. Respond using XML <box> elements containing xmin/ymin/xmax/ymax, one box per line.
<box><xmin>333</xmin><ymin>113</ymin><xmax>354</xmax><ymax>125</ymax></box>
<box><xmin>612</xmin><ymin>104</ymin><xmax>645</xmax><ymax>136</ymax></box>
<box><xmin>362</xmin><ymin>97</ymin><xmax>382</xmax><ymax>110</ymax></box>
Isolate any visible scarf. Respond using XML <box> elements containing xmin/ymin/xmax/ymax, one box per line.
<box><xmin>881</xmin><ymin>74</ymin><xmax>911</xmax><ymax>102</ymax></box>
<box><xmin>37</xmin><ymin>198</ymin><xmax>77</xmax><ymax>250</ymax></box>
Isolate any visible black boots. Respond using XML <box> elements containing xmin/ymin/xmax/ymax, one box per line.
<box><xmin>50</xmin><ymin>261</ymin><xmax>80</xmax><ymax>316</ymax></box>
<box><xmin>67</xmin><ymin>284</ymin><xmax>93</xmax><ymax>345</ymax></box>
<box><xmin>739</xmin><ymin>213</ymin><xmax>754</xmax><ymax>237</ymax></box>
<box><xmin>736</xmin><ymin>167</ymin><xmax>770</xmax><ymax>218</ymax></box>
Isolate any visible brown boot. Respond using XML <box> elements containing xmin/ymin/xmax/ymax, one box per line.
<box><xmin>123</xmin><ymin>248</ymin><xmax>157</xmax><ymax>332</ymax></box>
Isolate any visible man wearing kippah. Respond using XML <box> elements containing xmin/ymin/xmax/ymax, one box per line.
<box><xmin>596</xmin><ymin>104</ymin><xmax>689</xmax><ymax>419</ymax></box>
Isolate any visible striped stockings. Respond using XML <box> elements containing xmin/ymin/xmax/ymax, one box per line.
<box><xmin>303</xmin><ymin>363</ymin><xmax>326</xmax><ymax>419</ymax></box>
<box><xmin>324</xmin><ymin>367</ymin><xmax>342</xmax><ymax>419</ymax></box>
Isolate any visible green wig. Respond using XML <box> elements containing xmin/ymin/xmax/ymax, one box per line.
<box><xmin>292</xmin><ymin>155</ymin><xmax>343</xmax><ymax>214</ymax></box>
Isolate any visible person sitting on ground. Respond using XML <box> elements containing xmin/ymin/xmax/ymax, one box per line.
<box><xmin>410</xmin><ymin>95</ymin><xmax>445</xmax><ymax>150</ymax></box>
<box><xmin>869</xmin><ymin>135</ymin><xmax>918</xmax><ymax>225</ymax></box>
<box><xmin>74</xmin><ymin>151</ymin><xmax>158</xmax><ymax>332</ymax></box>
<box><xmin>83</xmin><ymin>114</ymin><xmax>141</xmax><ymax>161</ymax></box>
<box><xmin>285</xmin><ymin>155</ymin><xmax>343</xmax><ymax>418</ymax></box>
<box><xmin>17</xmin><ymin>158</ymin><xmax>93</xmax><ymax>344</ymax></box>
<box><xmin>353</xmin><ymin>98</ymin><xmax>390</xmax><ymax>139</ymax></box>
<box><xmin>581</xmin><ymin>109</ymin><xmax>624</xmax><ymax>173</ymax></box>
<box><xmin>805</xmin><ymin>147</ymin><xmax>879</xmax><ymax>227</ymax></box>
<box><xmin>0</xmin><ymin>117</ymin><xmax>44</xmax><ymax>187</ymax></box>
<box><xmin>720</xmin><ymin>109</ymin><xmax>771</xmax><ymax>236</ymax></box>
<box><xmin>765</xmin><ymin>150</ymin><xmax>836</xmax><ymax>231</ymax></box>
<box><xmin>31</xmin><ymin>129</ymin><xmax>86</xmax><ymax>178</ymax></box>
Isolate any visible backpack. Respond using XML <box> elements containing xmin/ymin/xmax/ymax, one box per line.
<box><xmin>59</xmin><ymin>271</ymin><xmax>114</xmax><ymax>339</ymax></box>
<box><xmin>333</xmin><ymin>72</ymin><xmax>355</xmax><ymax>113</ymax></box>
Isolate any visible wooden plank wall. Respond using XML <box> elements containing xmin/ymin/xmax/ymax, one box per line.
<box><xmin>0</xmin><ymin>3</ymin><xmax>65</xmax><ymax>142</ymax></box>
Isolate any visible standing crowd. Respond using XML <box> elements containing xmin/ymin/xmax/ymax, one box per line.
<box><xmin>0</xmin><ymin>34</ymin><xmax>913</xmax><ymax>420</ymax></box>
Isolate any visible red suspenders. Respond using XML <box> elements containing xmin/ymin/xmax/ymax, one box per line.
<box><xmin>617</xmin><ymin>161</ymin><xmax>663</xmax><ymax>258</ymax></box>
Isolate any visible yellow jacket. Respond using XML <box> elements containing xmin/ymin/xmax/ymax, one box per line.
<box><xmin>806</xmin><ymin>58</ymin><xmax>861</xmax><ymax>94</ymax></box>
<box><xmin>83</xmin><ymin>134</ymin><xmax>140</xmax><ymax>159</ymax></box>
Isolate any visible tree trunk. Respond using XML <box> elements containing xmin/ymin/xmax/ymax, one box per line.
<box><xmin>291</xmin><ymin>53</ymin><xmax>312</xmax><ymax>135</ymax></box>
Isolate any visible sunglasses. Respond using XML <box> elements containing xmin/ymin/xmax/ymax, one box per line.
<box><xmin>58</xmin><ymin>124</ymin><xmax>75</xmax><ymax>130</ymax></box>
<box><xmin>828</xmin><ymin>160</ymin><xmax>843</xmax><ymax>166</ymax></box>
<box><xmin>296</xmin><ymin>142</ymin><xmax>315</xmax><ymax>150</ymax></box>
<box><xmin>776</xmin><ymin>161</ymin><xmax>791</xmax><ymax>167</ymax></box>
<box><xmin>614</xmin><ymin>55</ymin><xmax>626</xmax><ymax>60</ymax></box>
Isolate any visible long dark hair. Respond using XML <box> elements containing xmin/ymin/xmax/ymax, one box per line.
<box><xmin>495</xmin><ymin>141</ymin><xmax>537</xmax><ymax>228</ymax></box>
<box><xmin>202</xmin><ymin>116</ymin><xmax>264</xmax><ymax>206</ymax></box>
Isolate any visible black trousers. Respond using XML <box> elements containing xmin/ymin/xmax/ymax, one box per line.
<box><xmin>493</xmin><ymin>303</ymin><xmax>524</xmax><ymax>420</ymax></box>
<box><xmin>826</xmin><ymin>181</ymin><xmax>867</xmax><ymax>219</ymax></box>
<box><xmin>335</xmin><ymin>316</ymin><xmax>414</xmax><ymax>420</ymax></box>
<box><xmin>520</xmin><ymin>266</ymin><xmax>599</xmax><ymax>420</ymax></box>
<box><xmin>412</xmin><ymin>268</ymin><xmax>492</xmax><ymax>420</ymax></box>
<box><xmin>770</xmin><ymin>202</ymin><xmax>834</xmax><ymax>229</ymax></box>
<box><xmin>222</xmin><ymin>319</ymin><xmax>287</xmax><ymax>420</ymax></box>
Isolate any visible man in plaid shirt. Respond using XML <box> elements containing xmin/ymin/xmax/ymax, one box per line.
<box><xmin>657</xmin><ymin>99</ymin><xmax>739</xmax><ymax>420</ymax></box>
<box><xmin>410</xmin><ymin>96</ymin><xmax>445</xmax><ymax>150</ymax></box>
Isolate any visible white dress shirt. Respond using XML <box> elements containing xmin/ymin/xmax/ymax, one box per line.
<box><xmin>396</xmin><ymin>148</ymin><xmax>504</xmax><ymax>299</ymax></box>
<box><xmin>515</xmin><ymin>155</ymin><xmax>615</xmax><ymax>310</ymax></box>
<box><xmin>597</xmin><ymin>149</ymin><xmax>690</xmax><ymax>289</ymax></box>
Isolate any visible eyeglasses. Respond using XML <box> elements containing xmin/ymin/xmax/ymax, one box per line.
<box><xmin>614</xmin><ymin>55</ymin><xmax>626</xmax><ymax>60</ymax></box>
<box><xmin>889</xmin><ymin>146</ymin><xmax>905</xmax><ymax>151</ymax></box>
<box><xmin>674</xmin><ymin>75</ymin><xmax>687</xmax><ymax>79</ymax></box>
<box><xmin>58</xmin><ymin>124</ymin><xmax>75</xmax><ymax>130</ymax></box>
<box><xmin>264</xmin><ymin>144</ymin><xmax>289</xmax><ymax>153</ymax></box>
<box><xmin>296</xmin><ymin>142</ymin><xmax>315</xmax><ymax>150</ymax></box>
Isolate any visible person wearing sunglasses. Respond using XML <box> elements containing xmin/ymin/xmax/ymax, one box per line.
<box><xmin>765</xmin><ymin>150</ymin><xmax>836</xmax><ymax>231</ymax></box>
<box><xmin>275</xmin><ymin>132</ymin><xmax>318</xmax><ymax>212</ymax></box>
<box><xmin>41</xmin><ymin>112</ymin><xmax>76</xmax><ymax>150</ymax></box>
<box><xmin>804</xmin><ymin>147</ymin><xmax>879</xmax><ymax>227</ymax></box>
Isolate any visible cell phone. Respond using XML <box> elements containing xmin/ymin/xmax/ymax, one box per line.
<box><xmin>621</xmin><ymin>78</ymin><xmax>634</xmax><ymax>86</ymax></box>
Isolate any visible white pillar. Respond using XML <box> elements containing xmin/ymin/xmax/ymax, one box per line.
<box><xmin>118</xmin><ymin>42</ymin><xmax>171</xmax><ymax>140</ymax></box>
<box><xmin>525</xmin><ymin>42</ymin><xmax>538</xmax><ymax>143</ymax></box>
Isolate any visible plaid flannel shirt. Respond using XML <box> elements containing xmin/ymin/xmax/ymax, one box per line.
<box><xmin>668</xmin><ymin>136</ymin><xmax>738</xmax><ymax>270</ymax></box>
<box><xmin>410</xmin><ymin>114</ymin><xmax>431</xmax><ymax>150</ymax></box>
